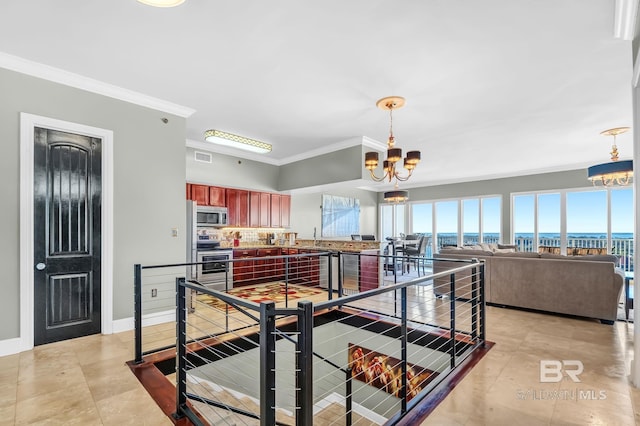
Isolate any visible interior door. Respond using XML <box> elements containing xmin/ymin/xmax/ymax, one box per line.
<box><xmin>33</xmin><ymin>127</ymin><xmax>102</xmax><ymax>345</ymax></box>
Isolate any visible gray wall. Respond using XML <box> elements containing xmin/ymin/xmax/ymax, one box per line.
<box><xmin>278</xmin><ymin>145</ymin><xmax>364</xmax><ymax>191</ymax></box>
<box><xmin>186</xmin><ymin>147</ymin><xmax>279</xmax><ymax>191</ymax></box>
<box><xmin>290</xmin><ymin>188</ymin><xmax>378</xmax><ymax>239</ymax></box>
<box><xmin>382</xmin><ymin>169</ymin><xmax>591</xmax><ymax>242</ymax></box>
<box><xmin>0</xmin><ymin>67</ymin><xmax>186</xmax><ymax>338</ymax></box>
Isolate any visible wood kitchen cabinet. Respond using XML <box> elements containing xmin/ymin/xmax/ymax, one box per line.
<box><xmin>208</xmin><ymin>186</ymin><xmax>226</xmax><ymax>207</ymax></box>
<box><xmin>255</xmin><ymin>248</ymin><xmax>282</xmax><ymax>280</ymax></box>
<box><xmin>269</xmin><ymin>193</ymin><xmax>291</xmax><ymax>228</ymax></box>
<box><xmin>227</xmin><ymin>189</ymin><xmax>249</xmax><ymax>227</ymax></box>
<box><xmin>270</xmin><ymin>194</ymin><xmax>281</xmax><ymax>228</ymax></box>
<box><xmin>298</xmin><ymin>249</ymin><xmax>320</xmax><ymax>286</ymax></box>
<box><xmin>190</xmin><ymin>184</ymin><xmax>209</xmax><ymax>205</ymax></box>
<box><xmin>281</xmin><ymin>248</ymin><xmax>298</xmax><ymax>281</ymax></box>
<box><xmin>188</xmin><ymin>183</ymin><xmax>290</xmax><ymax>228</ymax></box>
<box><xmin>280</xmin><ymin>194</ymin><xmax>291</xmax><ymax>228</ymax></box>
<box><xmin>249</xmin><ymin>192</ymin><xmax>271</xmax><ymax>227</ymax></box>
<box><xmin>359</xmin><ymin>249</ymin><xmax>380</xmax><ymax>292</ymax></box>
<box><xmin>233</xmin><ymin>249</ymin><xmax>257</xmax><ymax>286</ymax></box>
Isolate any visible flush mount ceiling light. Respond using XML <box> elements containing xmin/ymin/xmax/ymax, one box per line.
<box><xmin>137</xmin><ymin>0</ymin><xmax>185</xmax><ymax>7</ymax></box>
<box><xmin>204</xmin><ymin>130</ymin><xmax>272</xmax><ymax>154</ymax></box>
<box><xmin>587</xmin><ymin>127</ymin><xmax>633</xmax><ymax>186</ymax></box>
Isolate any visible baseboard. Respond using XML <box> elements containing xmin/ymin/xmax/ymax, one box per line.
<box><xmin>111</xmin><ymin>309</ymin><xmax>176</xmax><ymax>334</ymax></box>
<box><xmin>0</xmin><ymin>337</ymin><xmax>22</xmax><ymax>357</ymax></box>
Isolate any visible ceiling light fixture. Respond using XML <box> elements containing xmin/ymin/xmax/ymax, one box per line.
<box><xmin>383</xmin><ymin>190</ymin><xmax>410</xmax><ymax>203</ymax></box>
<box><xmin>204</xmin><ymin>129</ymin><xmax>272</xmax><ymax>154</ymax></box>
<box><xmin>587</xmin><ymin>127</ymin><xmax>633</xmax><ymax>186</ymax></box>
<box><xmin>137</xmin><ymin>0</ymin><xmax>185</xmax><ymax>7</ymax></box>
<box><xmin>364</xmin><ymin>96</ymin><xmax>420</xmax><ymax>203</ymax></box>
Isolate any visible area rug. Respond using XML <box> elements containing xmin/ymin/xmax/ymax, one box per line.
<box><xmin>198</xmin><ymin>283</ymin><xmax>325</xmax><ymax>311</ymax></box>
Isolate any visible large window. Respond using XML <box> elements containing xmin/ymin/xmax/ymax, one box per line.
<box><xmin>537</xmin><ymin>192</ymin><xmax>560</xmax><ymax>249</ymax></box>
<box><xmin>380</xmin><ymin>203</ymin><xmax>405</xmax><ymax>240</ymax></box>
<box><xmin>511</xmin><ymin>188</ymin><xmax>633</xmax><ymax>269</ymax></box>
<box><xmin>436</xmin><ymin>201</ymin><xmax>458</xmax><ymax>249</ymax></box>
<box><xmin>482</xmin><ymin>197</ymin><xmax>501</xmax><ymax>243</ymax></box>
<box><xmin>513</xmin><ymin>194</ymin><xmax>535</xmax><ymax>252</ymax></box>
<box><xmin>462</xmin><ymin>199</ymin><xmax>479</xmax><ymax>245</ymax></box>
<box><xmin>400</xmin><ymin>195</ymin><xmax>501</xmax><ymax>253</ymax></box>
<box><xmin>566</xmin><ymin>190</ymin><xmax>607</xmax><ymax>249</ymax></box>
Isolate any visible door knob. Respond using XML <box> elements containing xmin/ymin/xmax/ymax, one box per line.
<box><xmin>35</xmin><ymin>263</ymin><xmax>46</xmax><ymax>271</ymax></box>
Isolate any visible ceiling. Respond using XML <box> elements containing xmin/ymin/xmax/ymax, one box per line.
<box><xmin>0</xmin><ymin>0</ymin><xmax>634</xmax><ymax>191</ymax></box>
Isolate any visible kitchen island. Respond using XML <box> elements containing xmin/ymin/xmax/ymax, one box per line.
<box><xmin>230</xmin><ymin>239</ymin><xmax>383</xmax><ymax>291</ymax></box>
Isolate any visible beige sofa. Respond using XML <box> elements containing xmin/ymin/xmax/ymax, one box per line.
<box><xmin>433</xmin><ymin>248</ymin><xmax>624</xmax><ymax>324</ymax></box>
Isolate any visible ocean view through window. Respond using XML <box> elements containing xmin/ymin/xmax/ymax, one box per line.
<box><xmin>511</xmin><ymin>187</ymin><xmax>633</xmax><ymax>271</ymax></box>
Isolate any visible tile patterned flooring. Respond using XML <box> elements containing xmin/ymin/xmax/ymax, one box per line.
<box><xmin>1</xmin><ymin>301</ymin><xmax>640</xmax><ymax>424</ymax></box>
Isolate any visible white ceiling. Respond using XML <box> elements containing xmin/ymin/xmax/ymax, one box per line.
<box><xmin>0</xmin><ymin>0</ymin><xmax>634</xmax><ymax>191</ymax></box>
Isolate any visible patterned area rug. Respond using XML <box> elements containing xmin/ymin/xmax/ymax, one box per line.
<box><xmin>198</xmin><ymin>282</ymin><xmax>325</xmax><ymax>311</ymax></box>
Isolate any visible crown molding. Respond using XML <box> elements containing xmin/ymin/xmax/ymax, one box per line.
<box><xmin>0</xmin><ymin>51</ymin><xmax>195</xmax><ymax>118</ymax></box>
<box><xmin>278</xmin><ymin>136</ymin><xmax>384</xmax><ymax>164</ymax></box>
<box><xmin>614</xmin><ymin>0</ymin><xmax>639</xmax><ymax>40</ymax></box>
<box><xmin>188</xmin><ymin>135</ymin><xmax>386</xmax><ymax>166</ymax></box>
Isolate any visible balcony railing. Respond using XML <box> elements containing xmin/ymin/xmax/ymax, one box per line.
<box><xmin>513</xmin><ymin>237</ymin><xmax>633</xmax><ymax>272</ymax></box>
<box><xmin>419</xmin><ymin>233</ymin><xmax>634</xmax><ymax>272</ymax></box>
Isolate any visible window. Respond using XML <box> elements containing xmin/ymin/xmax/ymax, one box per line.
<box><xmin>436</xmin><ymin>201</ymin><xmax>459</xmax><ymax>249</ymax></box>
<box><xmin>513</xmin><ymin>194</ymin><xmax>535</xmax><ymax>251</ymax></box>
<box><xmin>462</xmin><ymin>199</ymin><xmax>479</xmax><ymax>245</ymax></box>
<box><xmin>537</xmin><ymin>192</ymin><xmax>560</xmax><ymax>250</ymax></box>
<box><xmin>482</xmin><ymin>197</ymin><xmax>501</xmax><ymax>243</ymax></box>
<box><xmin>383</xmin><ymin>196</ymin><xmax>502</xmax><ymax>255</ymax></box>
<box><xmin>380</xmin><ymin>203</ymin><xmax>405</xmax><ymax>240</ymax></box>
<box><xmin>511</xmin><ymin>187</ymin><xmax>633</xmax><ymax>269</ymax></box>
<box><xmin>321</xmin><ymin>195</ymin><xmax>360</xmax><ymax>237</ymax></box>
<box><xmin>567</xmin><ymin>190</ymin><xmax>606</xmax><ymax>250</ymax></box>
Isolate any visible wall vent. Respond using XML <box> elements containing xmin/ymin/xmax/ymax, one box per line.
<box><xmin>194</xmin><ymin>151</ymin><xmax>212</xmax><ymax>163</ymax></box>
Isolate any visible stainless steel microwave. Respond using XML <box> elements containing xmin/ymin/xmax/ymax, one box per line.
<box><xmin>196</xmin><ymin>206</ymin><xmax>229</xmax><ymax>227</ymax></box>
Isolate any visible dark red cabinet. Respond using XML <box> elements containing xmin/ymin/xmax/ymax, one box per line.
<box><xmin>209</xmin><ymin>186</ymin><xmax>226</xmax><ymax>207</ymax></box>
<box><xmin>227</xmin><ymin>189</ymin><xmax>249</xmax><ymax>227</ymax></box>
<box><xmin>188</xmin><ymin>183</ymin><xmax>291</xmax><ymax>228</ymax></box>
<box><xmin>233</xmin><ymin>249</ymin><xmax>257</xmax><ymax>286</ymax></box>
<box><xmin>190</xmin><ymin>184</ymin><xmax>209</xmax><ymax>205</ymax></box>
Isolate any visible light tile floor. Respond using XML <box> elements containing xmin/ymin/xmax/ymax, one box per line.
<box><xmin>1</xmin><ymin>304</ymin><xmax>639</xmax><ymax>424</ymax></box>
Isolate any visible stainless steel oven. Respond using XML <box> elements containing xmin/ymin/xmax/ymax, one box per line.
<box><xmin>196</xmin><ymin>250</ymin><xmax>233</xmax><ymax>291</ymax></box>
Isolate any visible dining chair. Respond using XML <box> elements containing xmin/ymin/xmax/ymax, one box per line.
<box><xmin>403</xmin><ymin>236</ymin><xmax>429</xmax><ymax>276</ymax></box>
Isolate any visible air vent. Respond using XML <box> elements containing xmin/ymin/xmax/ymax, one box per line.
<box><xmin>194</xmin><ymin>151</ymin><xmax>212</xmax><ymax>163</ymax></box>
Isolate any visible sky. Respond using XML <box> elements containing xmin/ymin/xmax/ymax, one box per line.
<box><xmin>514</xmin><ymin>188</ymin><xmax>633</xmax><ymax>234</ymax></box>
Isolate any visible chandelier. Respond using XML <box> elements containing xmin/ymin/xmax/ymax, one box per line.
<box><xmin>587</xmin><ymin>127</ymin><xmax>632</xmax><ymax>186</ymax></box>
<box><xmin>364</xmin><ymin>96</ymin><xmax>421</xmax><ymax>203</ymax></box>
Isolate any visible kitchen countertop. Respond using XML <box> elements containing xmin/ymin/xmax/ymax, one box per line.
<box><xmin>228</xmin><ymin>240</ymin><xmax>382</xmax><ymax>253</ymax></box>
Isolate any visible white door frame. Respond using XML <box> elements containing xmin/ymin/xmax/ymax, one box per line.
<box><xmin>19</xmin><ymin>113</ymin><xmax>113</xmax><ymax>351</ymax></box>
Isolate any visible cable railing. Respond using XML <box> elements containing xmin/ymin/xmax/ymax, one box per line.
<box><xmin>165</xmin><ymin>257</ymin><xmax>485</xmax><ymax>425</ymax></box>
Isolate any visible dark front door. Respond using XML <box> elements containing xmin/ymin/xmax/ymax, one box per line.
<box><xmin>33</xmin><ymin>127</ymin><xmax>102</xmax><ymax>345</ymax></box>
